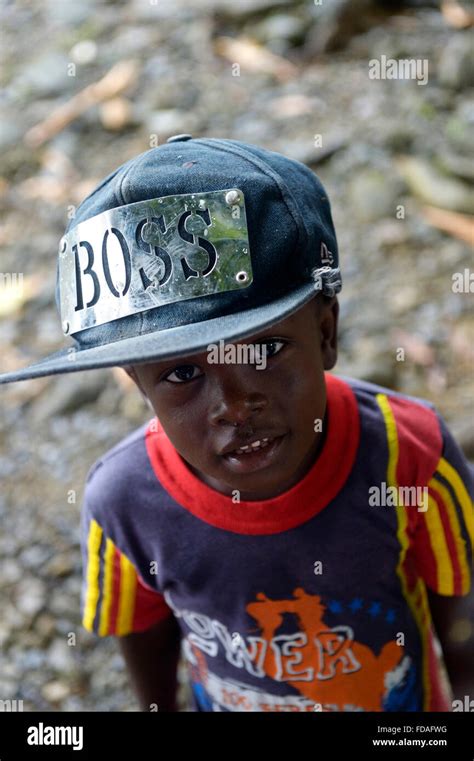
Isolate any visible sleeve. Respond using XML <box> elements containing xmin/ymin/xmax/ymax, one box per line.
<box><xmin>413</xmin><ymin>412</ymin><xmax>474</xmax><ymax>597</ymax></box>
<box><xmin>80</xmin><ymin>464</ymin><xmax>174</xmax><ymax>637</ymax></box>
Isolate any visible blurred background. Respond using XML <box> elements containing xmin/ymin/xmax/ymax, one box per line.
<box><xmin>0</xmin><ymin>0</ymin><xmax>473</xmax><ymax>710</ymax></box>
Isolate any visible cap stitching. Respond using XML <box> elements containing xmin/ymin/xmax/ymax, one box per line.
<box><xmin>194</xmin><ymin>138</ymin><xmax>308</xmax><ymax>252</ymax></box>
<box><xmin>116</xmin><ymin>148</ymin><xmax>157</xmax><ymax>206</ymax></box>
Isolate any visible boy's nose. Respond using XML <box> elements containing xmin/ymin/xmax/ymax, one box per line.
<box><xmin>209</xmin><ymin>386</ymin><xmax>268</xmax><ymax>427</ymax></box>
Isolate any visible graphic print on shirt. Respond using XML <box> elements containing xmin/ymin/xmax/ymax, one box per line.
<box><xmin>166</xmin><ymin>586</ymin><xmax>417</xmax><ymax>712</ymax></box>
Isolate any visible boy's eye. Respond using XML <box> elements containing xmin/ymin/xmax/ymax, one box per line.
<box><xmin>254</xmin><ymin>339</ymin><xmax>286</xmax><ymax>362</ymax></box>
<box><xmin>164</xmin><ymin>364</ymin><xmax>202</xmax><ymax>383</ymax></box>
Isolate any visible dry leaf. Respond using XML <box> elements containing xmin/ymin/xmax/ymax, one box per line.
<box><xmin>24</xmin><ymin>59</ymin><xmax>140</xmax><ymax>148</ymax></box>
<box><xmin>214</xmin><ymin>36</ymin><xmax>297</xmax><ymax>82</ymax></box>
<box><xmin>99</xmin><ymin>97</ymin><xmax>133</xmax><ymax>130</ymax></box>
<box><xmin>421</xmin><ymin>205</ymin><xmax>474</xmax><ymax>246</ymax></box>
<box><xmin>269</xmin><ymin>94</ymin><xmax>316</xmax><ymax>118</ymax></box>
<box><xmin>392</xmin><ymin>328</ymin><xmax>435</xmax><ymax>366</ymax></box>
<box><xmin>441</xmin><ymin>0</ymin><xmax>474</xmax><ymax>29</ymax></box>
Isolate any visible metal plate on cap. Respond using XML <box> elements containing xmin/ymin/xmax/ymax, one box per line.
<box><xmin>58</xmin><ymin>188</ymin><xmax>252</xmax><ymax>335</ymax></box>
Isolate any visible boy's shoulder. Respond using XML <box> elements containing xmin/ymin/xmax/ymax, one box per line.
<box><xmin>334</xmin><ymin>374</ymin><xmax>451</xmax><ymax>471</ymax></box>
<box><xmin>341</xmin><ymin>374</ymin><xmax>436</xmax><ymax>411</ymax></box>
<box><xmin>83</xmin><ymin>419</ymin><xmax>159</xmax><ymax>516</ymax></box>
<box><xmin>86</xmin><ymin>420</ymin><xmax>149</xmax><ymax>477</ymax></box>
<box><xmin>338</xmin><ymin>374</ymin><xmax>473</xmax><ymax>485</ymax></box>
<box><xmin>340</xmin><ymin>374</ymin><xmax>439</xmax><ymax>431</ymax></box>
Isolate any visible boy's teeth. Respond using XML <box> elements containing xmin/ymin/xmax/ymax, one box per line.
<box><xmin>234</xmin><ymin>437</ymin><xmax>271</xmax><ymax>455</ymax></box>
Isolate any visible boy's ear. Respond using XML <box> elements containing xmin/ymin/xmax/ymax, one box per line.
<box><xmin>318</xmin><ymin>295</ymin><xmax>338</xmax><ymax>370</ymax></box>
<box><xmin>123</xmin><ymin>365</ymin><xmax>138</xmax><ymax>383</ymax></box>
<box><xmin>122</xmin><ymin>365</ymin><xmax>154</xmax><ymax>409</ymax></box>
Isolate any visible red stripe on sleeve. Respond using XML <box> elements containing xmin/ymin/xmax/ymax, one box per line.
<box><xmin>108</xmin><ymin>546</ymin><xmax>122</xmax><ymax>635</ymax></box>
<box><xmin>132</xmin><ymin>574</ymin><xmax>173</xmax><ymax>632</ymax></box>
<box><xmin>389</xmin><ymin>397</ymin><xmax>442</xmax><ymax>489</ymax></box>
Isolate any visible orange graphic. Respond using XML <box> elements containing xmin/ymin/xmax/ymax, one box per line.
<box><xmin>246</xmin><ymin>587</ymin><xmax>403</xmax><ymax>711</ymax></box>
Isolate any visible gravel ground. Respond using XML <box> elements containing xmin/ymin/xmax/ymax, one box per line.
<box><xmin>0</xmin><ymin>0</ymin><xmax>472</xmax><ymax>710</ymax></box>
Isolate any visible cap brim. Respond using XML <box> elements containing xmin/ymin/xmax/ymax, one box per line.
<box><xmin>0</xmin><ymin>284</ymin><xmax>318</xmax><ymax>385</ymax></box>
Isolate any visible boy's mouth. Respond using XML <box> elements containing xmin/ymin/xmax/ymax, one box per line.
<box><xmin>221</xmin><ymin>433</ymin><xmax>286</xmax><ymax>474</ymax></box>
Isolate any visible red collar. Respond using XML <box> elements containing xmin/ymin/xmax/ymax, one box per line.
<box><xmin>145</xmin><ymin>373</ymin><xmax>360</xmax><ymax>535</ymax></box>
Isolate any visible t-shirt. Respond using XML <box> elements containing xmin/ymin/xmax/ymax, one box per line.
<box><xmin>80</xmin><ymin>373</ymin><xmax>473</xmax><ymax>712</ymax></box>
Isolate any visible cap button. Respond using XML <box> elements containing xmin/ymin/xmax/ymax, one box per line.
<box><xmin>166</xmin><ymin>134</ymin><xmax>193</xmax><ymax>143</ymax></box>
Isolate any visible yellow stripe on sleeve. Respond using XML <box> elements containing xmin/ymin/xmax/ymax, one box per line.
<box><xmin>429</xmin><ymin>477</ymin><xmax>471</xmax><ymax>595</ymax></box>
<box><xmin>98</xmin><ymin>537</ymin><xmax>115</xmax><ymax>636</ymax></box>
<box><xmin>83</xmin><ymin>519</ymin><xmax>103</xmax><ymax>632</ymax></box>
<box><xmin>436</xmin><ymin>457</ymin><xmax>474</xmax><ymax>547</ymax></box>
<box><xmin>423</xmin><ymin>494</ymin><xmax>454</xmax><ymax>595</ymax></box>
<box><xmin>116</xmin><ymin>552</ymin><xmax>137</xmax><ymax>636</ymax></box>
<box><xmin>376</xmin><ymin>393</ymin><xmax>399</xmax><ymax>486</ymax></box>
<box><xmin>376</xmin><ymin>393</ymin><xmax>431</xmax><ymax>710</ymax></box>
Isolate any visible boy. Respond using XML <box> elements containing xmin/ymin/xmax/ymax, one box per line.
<box><xmin>1</xmin><ymin>136</ymin><xmax>472</xmax><ymax>712</ymax></box>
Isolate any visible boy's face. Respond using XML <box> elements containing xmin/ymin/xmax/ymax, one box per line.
<box><xmin>126</xmin><ymin>296</ymin><xmax>338</xmax><ymax>501</ymax></box>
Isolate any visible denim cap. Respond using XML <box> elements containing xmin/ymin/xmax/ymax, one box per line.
<box><xmin>0</xmin><ymin>136</ymin><xmax>341</xmax><ymax>384</ymax></box>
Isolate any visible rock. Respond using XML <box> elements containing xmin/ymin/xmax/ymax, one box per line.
<box><xmin>437</xmin><ymin>151</ymin><xmax>474</xmax><ymax>183</ymax></box>
<box><xmin>34</xmin><ymin>613</ymin><xmax>56</xmax><ymax>644</ymax></box>
<box><xmin>14</xmin><ymin>578</ymin><xmax>46</xmax><ymax>619</ymax></box>
<box><xmin>0</xmin><ymin>559</ymin><xmax>22</xmax><ymax>586</ymax></box>
<box><xmin>47</xmin><ymin>639</ymin><xmax>77</xmax><ymax>673</ymax></box>
<box><xmin>0</xmin><ymin>662</ymin><xmax>18</xmax><ymax>680</ymax></box>
<box><xmin>3</xmin><ymin>606</ymin><xmax>26</xmax><ymax>631</ymax></box>
<box><xmin>18</xmin><ymin>545</ymin><xmax>52</xmax><ymax>570</ymax></box>
<box><xmin>251</xmin><ymin>13</ymin><xmax>307</xmax><ymax>52</ymax></box>
<box><xmin>348</xmin><ymin>168</ymin><xmax>405</xmax><ymax>222</ymax></box>
<box><xmin>62</xmin><ymin>696</ymin><xmax>86</xmax><ymax>711</ymax></box>
<box><xmin>48</xmin><ymin>589</ymin><xmax>78</xmax><ymax>618</ymax></box>
<box><xmin>29</xmin><ymin>371</ymin><xmax>111</xmax><ymax>422</ymax></box>
<box><xmin>70</xmin><ymin>40</ymin><xmax>98</xmax><ymax>66</ymax></box>
<box><xmin>0</xmin><ymin>623</ymin><xmax>11</xmax><ymax>648</ymax></box>
<box><xmin>340</xmin><ymin>355</ymin><xmax>398</xmax><ymax>388</ymax></box>
<box><xmin>211</xmin><ymin>0</ymin><xmax>290</xmax><ymax>21</ymax></box>
<box><xmin>390</xmin><ymin>285</ymin><xmax>422</xmax><ymax>315</ymax></box>
<box><xmin>304</xmin><ymin>0</ymin><xmax>386</xmax><ymax>55</ymax></box>
<box><xmin>0</xmin><ymin>110</ymin><xmax>23</xmax><ymax>151</ymax></box>
<box><xmin>370</xmin><ymin>219</ymin><xmax>412</xmax><ymax>250</ymax></box>
<box><xmin>43</xmin><ymin>553</ymin><xmax>75</xmax><ymax>578</ymax></box>
<box><xmin>445</xmin><ymin>101</ymin><xmax>474</xmax><ymax>153</ymax></box>
<box><xmin>0</xmin><ymin>536</ymin><xmax>23</xmax><ymax>557</ymax></box>
<box><xmin>396</xmin><ymin>157</ymin><xmax>474</xmax><ymax>214</ymax></box>
<box><xmin>438</xmin><ymin>33</ymin><xmax>474</xmax><ymax>90</ymax></box>
<box><xmin>383</xmin><ymin>125</ymin><xmax>417</xmax><ymax>152</ymax></box>
<box><xmin>452</xmin><ymin>417</ymin><xmax>474</xmax><ymax>460</ymax></box>
<box><xmin>44</xmin><ymin>0</ymin><xmax>97</xmax><ymax>24</ymax></box>
<box><xmin>282</xmin><ymin>137</ymin><xmax>347</xmax><ymax>167</ymax></box>
<box><xmin>0</xmin><ymin>679</ymin><xmax>17</xmax><ymax>696</ymax></box>
<box><xmin>16</xmin><ymin>649</ymin><xmax>46</xmax><ymax>670</ymax></box>
<box><xmin>41</xmin><ymin>680</ymin><xmax>71</xmax><ymax>704</ymax></box>
<box><xmin>147</xmin><ymin>110</ymin><xmax>201</xmax><ymax>141</ymax></box>
<box><xmin>18</xmin><ymin>52</ymin><xmax>72</xmax><ymax>98</ymax></box>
